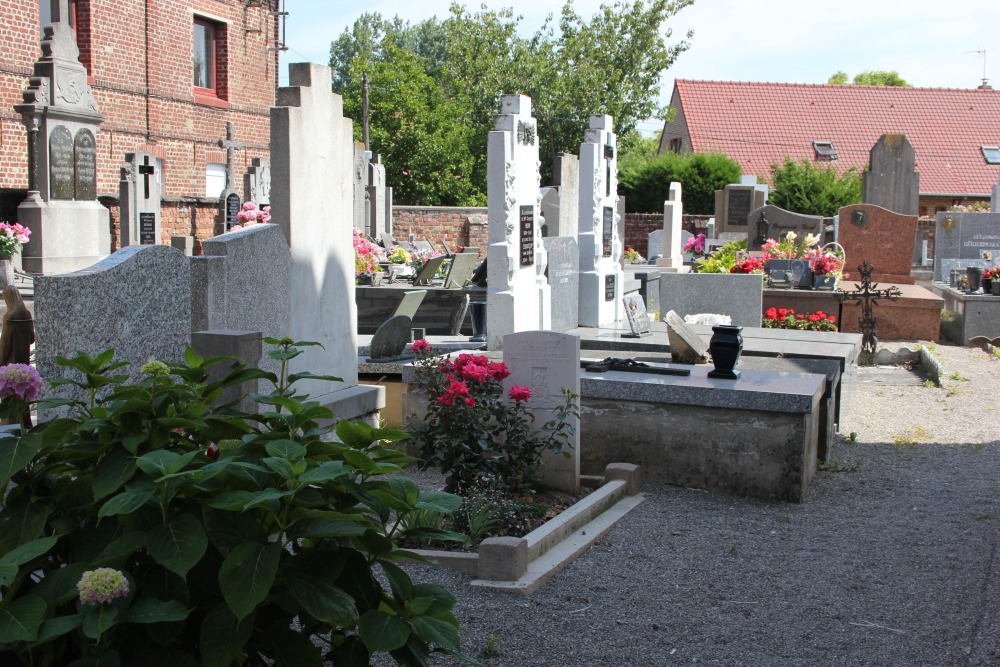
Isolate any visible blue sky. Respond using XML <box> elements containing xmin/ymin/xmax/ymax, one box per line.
<box><xmin>284</xmin><ymin>0</ymin><xmax>1000</xmax><ymax>136</ymax></box>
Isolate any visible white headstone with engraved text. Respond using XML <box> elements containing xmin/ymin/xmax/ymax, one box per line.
<box><xmin>120</xmin><ymin>151</ymin><xmax>162</xmax><ymax>246</ymax></box>
<box><xmin>503</xmin><ymin>331</ymin><xmax>581</xmax><ymax>493</ymax></box>
<box><xmin>578</xmin><ymin>114</ymin><xmax>623</xmax><ymax>326</ymax></box>
<box><xmin>655</xmin><ymin>182</ymin><xmax>685</xmax><ymax>271</ymax></box>
<box><xmin>486</xmin><ymin>94</ymin><xmax>551</xmax><ymax>349</ymax></box>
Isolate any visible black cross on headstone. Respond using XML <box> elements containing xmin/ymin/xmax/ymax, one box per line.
<box><xmin>837</xmin><ymin>260</ymin><xmax>902</xmax><ymax>357</ymax></box>
<box><xmin>217</xmin><ymin>121</ymin><xmax>243</xmax><ymax>191</ymax></box>
<box><xmin>138</xmin><ymin>155</ymin><xmax>155</xmax><ymax>199</ymax></box>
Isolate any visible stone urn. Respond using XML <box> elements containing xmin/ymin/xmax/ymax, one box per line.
<box><xmin>707</xmin><ymin>324</ymin><xmax>743</xmax><ymax>380</ymax></box>
<box><xmin>984</xmin><ymin>277</ymin><xmax>994</xmax><ymax>295</ymax></box>
<box><xmin>967</xmin><ymin>266</ymin><xmax>984</xmax><ymax>293</ymax></box>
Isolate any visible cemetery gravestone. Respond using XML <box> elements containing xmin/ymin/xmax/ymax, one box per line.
<box><xmin>443</xmin><ymin>252</ymin><xmax>478</xmax><ymax>289</ymax></box>
<box><xmin>578</xmin><ymin>114</ymin><xmax>623</xmax><ymax>326</ymax></box>
<box><xmin>73</xmin><ymin>128</ymin><xmax>97</xmax><ymax>200</ymax></box>
<box><xmin>862</xmin><ymin>134</ymin><xmax>919</xmax><ymax>216</ymax></box>
<box><xmin>244</xmin><ymin>157</ymin><xmax>271</xmax><ymax>206</ymax></box>
<box><xmin>503</xmin><ymin>331</ymin><xmax>581</xmax><ymax>493</ymax></box>
<box><xmin>655</xmin><ymin>182</ymin><xmax>685</xmax><ymax>270</ymax></box>
<box><xmin>368</xmin><ymin>154</ymin><xmax>392</xmax><ymax>238</ymax></box>
<box><xmin>838</xmin><ymin>204</ymin><xmax>917</xmax><ymax>284</ymax></box>
<box><xmin>218</xmin><ymin>121</ymin><xmax>243</xmax><ymax>231</ymax></box>
<box><xmin>714</xmin><ymin>184</ymin><xmax>764</xmax><ymax>235</ymax></box>
<box><xmin>352</xmin><ymin>143</ymin><xmax>370</xmax><ymax>232</ymax></box>
<box><xmin>544</xmin><ymin>236</ymin><xmax>579</xmax><ymax>332</ymax></box>
<box><xmin>548</xmin><ymin>152</ymin><xmax>580</xmax><ymax>238</ymax></box>
<box><xmin>486</xmin><ymin>94</ymin><xmax>551</xmax><ymax>349</ymax></box>
<box><xmin>48</xmin><ymin>125</ymin><xmax>74</xmax><ymax>200</ymax></box>
<box><xmin>120</xmin><ymin>151</ymin><xmax>162</xmax><ymax>246</ymax></box>
<box><xmin>647</xmin><ymin>229</ymin><xmax>664</xmax><ymax>262</ymax></box>
<box><xmin>748</xmin><ymin>205</ymin><xmax>827</xmax><ymax>251</ymax></box>
<box><xmin>413</xmin><ymin>255</ymin><xmax>447</xmax><ymax>286</ymax></box>
<box><xmin>622</xmin><ymin>294</ymin><xmax>651</xmax><ymax>336</ymax></box>
<box><xmin>932</xmin><ymin>211</ymin><xmax>1000</xmax><ymax>282</ymax></box>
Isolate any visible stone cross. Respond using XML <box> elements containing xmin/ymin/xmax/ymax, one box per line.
<box><xmin>138</xmin><ymin>155</ymin><xmax>155</xmax><ymax>199</ymax></box>
<box><xmin>52</xmin><ymin>0</ymin><xmax>71</xmax><ymax>23</ymax></box>
<box><xmin>218</xmin><ymin>122</ymin><xmax>243</xmax><ymax>191</ymax></box>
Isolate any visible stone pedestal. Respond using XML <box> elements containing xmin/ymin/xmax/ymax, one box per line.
<box><xmin>18</xmin><ymin>197</ymin><xmax>110</xmax><ymax>274</ymax></box>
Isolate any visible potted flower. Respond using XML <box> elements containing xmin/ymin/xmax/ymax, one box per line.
<box><xmin>623</xmin><ymin>247</ymin><xmax>644</xmax><ymax>264</ymax></box>
<box><xmin>729</xmin><ymin>256</ymin><xmax>765</xmax><ymax>274</ymax></box>
<box><xmin>683</xmin><ymin>233</ymin><xmax>709</xmax><ymax>261</ymax></box>
<box><xmin>353</xmin><ymin>228</ymin><xmax>385</xmax><ymax>284</ymax></box>
<box><xmin>809</xmin><ymin>250</ymin><xmax>845</xmax><ymax>290</ymax></box>
<box><xmin>230</xmin><ymin>201</ymin><xmax>271</xmax><ymax>229</ymax></box>
<box><xmin>0</xmin><ymin>221</ymin><xmax>30</xmax><ymax>288</ymax></box>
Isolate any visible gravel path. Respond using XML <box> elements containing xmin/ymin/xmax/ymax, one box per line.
<box><xmin>400</xmin><ymin>343</ymin><xmax>1000</xmax><ymax>666</ymax></box>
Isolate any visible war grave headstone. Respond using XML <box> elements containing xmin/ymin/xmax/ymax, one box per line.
<box><xmin>578</xmin><ymin>115</ymin><xmax>623</xmax><ymax>326</ymax></box>
<box><xmin>367</xmin><ymin>153</ymin><xmax>392</xmax><ymax>238</ymax></box>
<box><xmin>35</xmin><ymin>245</ymin><xmax>190</xmax><ymax>416</ymax></box>
<box><xmin>217</xmin><ymin>122</ymin><xmax>244</xmax><ymax>231</ymax></box>
<box><xmin>714</xmin><ymin>182</ymin><xmax>765</xmax><ymax>235</ymax></box>
<box><xmin>503</xmin><ymin>331</ymin><xmax>581</xmax><ymax>493</ymax></box>
<box><xmin>15</xmin><ymin>2</ymin><xmax>110</xmax><ymax>274</ymax></box>
<box><xmin>655</xmin><ymin>182</ymin><xmax>687</xmax><ymax>271</ymax></box>
<box><xmin>932</xmin><ymin>210</ymin><xmax>1000</xmax><ymax>282</ymax></box>
<box><xmin>838</xmin><ymin>204</ymin><xmax>917</xmax><ymax>284</ymax></box>
<box><xmin>244</xmin><ymin>157</ymin><xmax>271</xmax><ymax>206</ymax></box>
<box><xmin>543</xmin><ymin>236</ymin><xmax>579</xmax><ymax>332</ymax></box>
<box><xmin>486</xmin><ymin>94</ymin><xmax>551</xmax><ymax>349</ymax></box>
<box><xmin>622</xmin><ymin>294</ymin><xmax>651</xmax><ymax>336</ymax></box>
<box><xmin>120</xmin><ymin>151</ymin><xmax>162</xmax><ymax>246</ymax></box>
<box><xmin>352</xmin><ymin>143</ymin><xmax>370</xmax><ymax>232</ymax></box>
<box><xmin>748</xmin><ymin>205</ymin><xmax>827</xmax><ymax>251</ymax></box>
<box><xmin>443</xmin><ymin>252</ymin><xmax>478</xmax><ymax>289</ymax></box>
<box><xmin>861</xmin><ymin>134</ymin><xmax>921</xmax><ymax>265</ymax></box>
<box><xmin>270</xmin><ymin>62</ymin><xmax>381</xmax><ymax>419</ymax></box>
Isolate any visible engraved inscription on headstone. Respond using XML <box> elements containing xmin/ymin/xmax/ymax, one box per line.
<box><xmin>623</xmin><ymin>294</ymin><xmax>651</xmax><ymax>335</ymax></box>
<box><xmin>602</xmin><ymin>205</ymin><xmax>614</xmax><ymax>257</ymax></box>
<box><xmin>605</xmin><ymin>273</ymin><xmax>616</xmax><ymax>301</ymax></box>
<box><xmin>519</xmin><ymin>205</ymin><xmax>535</xmax><ymax>268</ymax></box>
<box><xmin>139</xmin><ymin>212</ymin><xmax>156</xmax><ymax>245</ymax></box>
<box><xmin>727</xmin><ymin>189</ymin><xmax>752</xmax><ymax>227</ymax></box>
<box><xmin>49</xmin><ymin>125</ymin><xmax>75</xmax><ymax>200</ymax></box>
<box><xmin>226</xmin><ymin>192</ymin><xmax>241</xmax><ymax>228</ymax></box>
<box><xmin>73</xmin><ymin>128</ymin><xmax>97</xmax><ymax>200</ymax></box>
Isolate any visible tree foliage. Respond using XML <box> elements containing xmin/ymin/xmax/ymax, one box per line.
<box><xmin>827</xmin><ymin>70</ymin><xmax>910</xmax><ymax>87</ymax></box>
<box><xmin>330</xmin><ymin>1</ymin><xmax>694</xmax><ymax>205</ymax></box>
<box><xmin>768</xmin><ymin>157</ymin><xmax>862</xmax><ymax>217</ymax></box>
<box><xmin>617</xmin><ymin>150</ymin><xmax>741</xmax><ymax>214</ymax></box>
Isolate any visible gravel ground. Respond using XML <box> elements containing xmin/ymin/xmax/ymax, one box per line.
<box><xmin>397</xmin><ymin>342</ymin><xmax>1000</xmax><ymax>667</ymax></box>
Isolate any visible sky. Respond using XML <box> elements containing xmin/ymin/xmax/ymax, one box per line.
<box><xmin>282</xmin><ymin>0</ymin><xmax>1000</xmax><ymax>136</ymax></box>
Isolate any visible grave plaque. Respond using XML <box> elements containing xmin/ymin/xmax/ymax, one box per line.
<box><xmin>932</xmin><ymin>211</ymin><xmax>1000</xmax><ymax>281</ymax></box>
<box><xmin>602</xmin><ymin>206</ymin><xmax>614</xmax><ymax>257</ymax></box>
<box><xmin>73</xmin><ymin>129</ymin><xmax>97</xmax><ymax>200</ymax></box>
<box><xmin>226</xmin><ymin>192</ymin><xmax>242</xmax><ymax>228</ymax></box>
<box><xmin>622</xmin><ymin>294</ymin><xmax>651</xmax><ymax>336</ymax></box>
<box><xmin>727</xmin><ymin>189</ymin><xmax>752</xmax><ymax>227</ymax></box>
<box><xmin>519</xmin><ymin>205</ymin><xmax>534</xmax><ymax>267</ymax></box>
<box><xmin>49</xmin><ymin>125</ymin><xmax>75</xmax><ymax>200</ymax></box>
<box><xmin>139</xmin><ymin>212</ymin><xmax>156</xmax><ymax>245</ymax></box>
<box><xmin>605</xmin><ymin>273</ymin><xmax>616</xmax><ymax>301</ymax></box>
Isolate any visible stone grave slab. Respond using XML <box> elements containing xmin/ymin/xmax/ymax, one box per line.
<box><xmin>443</xmin><ymin>252</ymin><xmax>478</xmax><ymax>289</ymax></box>
<box><xmin>413</xmin><ymin>255</ymin><xmax>448</xmax><ymax>286</ymax></box>
<box><xmin>622</xmin><ymin>294</ymin><xmax>651</xmax><ymax>336</ymax></box>
<box><xmin>933</xmin><ymin>211</ymin><xmax>1000</xmax><ymax>282</ymax></box>
<box><xmin>838</xmin><ymin>204</ymin><xmax>917</xmax><ymax>284</ymax></box>
<box><xmin>544</xmin><ymin>236</ymin><xmax>579</xmax><ymax>333</ymax></box>
<box><xmin>748</xmin><ymin>205</ymin><xmax>826</xmax><ymax>251</ymax></box>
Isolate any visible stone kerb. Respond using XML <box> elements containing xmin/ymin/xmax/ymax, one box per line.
<box><xmin>35</xmin><ymin>245</ymin><xmax>191</xmax><ymax>412</ymax></box>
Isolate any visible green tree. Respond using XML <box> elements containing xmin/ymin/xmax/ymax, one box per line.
<box><xmin>618</xmin><ymin>150</ymin><xmax>741</xmax><ymax>214</ymax></box>
<box><xmin>768</xmin><ymin>156</ymin><xmax>862</xmax><ymax>217</ymax></box>
<box><xmin>827</xmin><ymin>70</ymin><xmax>910</xmax><ymax>86</ymax></box>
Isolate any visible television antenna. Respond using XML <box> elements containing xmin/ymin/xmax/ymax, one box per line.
<box><xmin>966</xmin><ymin>49</ymin><xmax>988</xmax><ymax>87</ymax></box>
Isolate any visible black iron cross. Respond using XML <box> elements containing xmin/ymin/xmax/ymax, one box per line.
<box><xmin>837</xmin><ymin>260</ymin><xmax>902</xmax><ymax>356</ymax></box>
<box><xmin>138</xmin><ymin>155</ymin><xmax>155</xmax><ymax>199</ymax></box>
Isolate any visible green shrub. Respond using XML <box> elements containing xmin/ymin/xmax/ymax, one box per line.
<box><xmin>0</xmin><ymin>339</ymin><xmax>469</xmax><ymax>666</ymax></box>
<box><xmin>768</xmin><ymin>156</ymin><xmax>861</xmax><ymax>217</ymax></box>
<box><xmin>618</xmin><ymin>151</ymin><xmax>742</xmax><ymax>214</ymax></box>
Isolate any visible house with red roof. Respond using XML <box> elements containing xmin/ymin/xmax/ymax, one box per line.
<box><xmin>658</xmin><ymin>80</ymin><xmax>1000</xmax><ymax>215</ymax></box>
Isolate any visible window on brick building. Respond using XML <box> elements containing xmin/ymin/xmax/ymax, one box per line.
<box><xmin>193</xmin><ymin>16</ymin><xmax>228</xmax><ymax>102</ymax></box>
<box><xmin>206</xmin><ymin>163</ymin><xmax>226</xmax><ymax>198</ymax></box>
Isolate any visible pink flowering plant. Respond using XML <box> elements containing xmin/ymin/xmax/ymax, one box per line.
<box><xmin>0</xmin><ymin>221</ymin><xmax>31</xmax><ymax>256</ymax></box>
<box><xmin>408</xmin><ymin>343</ymin><xmax>578</xmax><ymax>496</ymax></box>
<box><xmin>683</xmin><ymin>232</ymin><xmax>709</xmax><ymax>259</ymax></box>
<box><xmin>0</xmin><ymin>362</ymin><xmax>42</xmax><ymax>431</ymax></box>
<box><xmin>230</xmin><ymin>201</ymin><xmax>271</xmax><ymax>229</ymax></box>
<box><xmin>353</xmin><ymin>227</ymin><xmax>384</xmax><ymax>275</ymax></box>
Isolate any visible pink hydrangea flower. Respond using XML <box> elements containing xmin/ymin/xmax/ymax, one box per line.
<box><xmin>0</xmin><ymin>364</ymin><xmax>43</xmax><ymax>402</ymax></box>
<box><xmin>77</xmin><ymin>568</ymin><xmax>129</xmax><ymax>606</ymax></box>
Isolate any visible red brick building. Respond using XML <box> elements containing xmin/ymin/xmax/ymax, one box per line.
<box><xmin>0</xmin><ymin>0</ymin><xmax>281</xmax><ymax>250</ymax></box>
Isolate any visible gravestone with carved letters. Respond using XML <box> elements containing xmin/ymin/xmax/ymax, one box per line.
<box><xmin>578</xmin><ymin>114</ymin><xmax>623</xmax><ymax>326</ymax></box>
<box><xmin>714</xmin><ymin>183</ymin><xmax>764</xmax><ymax>235</ymax></box>
<box><xmin>748</xmin><ymin>205</ymin><xmax>828</xmax><ymax>251</ymax></box>
<box><xmin>15</xmin><ymin>0</ymin><xmax>110</xmax><ymax>273</ymax></box>
<box><xmin>368</xmin><ymin>153</ymin><xmax>392</xmax><ymax>238</ymax></box>
<box><xmin>244</xmin><ymin>157</ymin><xmax>271</xmax><ymax>207</ymax></box>
<box><xmin>486</xmin><ymin>94</ymin><xmax>551</xmax><ymax>349</ymax></box>
<box><xmin>838</xmin><ymin>204</ymin><xmax>917</xmax><ymax>284</ymax></box>
<box><xmin>120</xmin><ymin>151</ymin><xmax>162</xmax><ymax>246</ymax></box>
<box><xmin>932</xmin><ymin>210</ymin><xmax>1000</xmax><ymax>282</ymax></box>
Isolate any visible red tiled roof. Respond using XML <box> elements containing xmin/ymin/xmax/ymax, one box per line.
<box><xmin>669</xmin><ymin>80</ymin><xmax>1000</xmax><ymax>196</ymax></box>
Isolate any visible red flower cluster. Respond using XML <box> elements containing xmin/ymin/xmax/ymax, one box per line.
<box><xmin>806</xmin><ymin>310</ymin><xmax>836</xmax><ymax>323</ymax></box>
<box><xmin>508</xmin><ymin>385</ymin><xmax>532</xmax><ymax>402</ymax></box>
<box><xmin>434</xmin><ymin>354</ymin><xmax>513</xmax><ymax>407</ymax></box>
<box><xmin>762</xmin><ymin>307</ymin><xmax>837</xmax><ymax>332</ymax></box>
<box><xmin>412</xmin><ymin>338</ymin><xmax>431</xmax><ymax>352</ymax></box>
<box><xmin>985</xmin><ymin>268</ymin><xmax>995</xmax><ymax>280</ymax></box>
<box><xmin>730</xmin><ymin>257</ymin><xmax>765</xmax><ymax>274</ymax></box>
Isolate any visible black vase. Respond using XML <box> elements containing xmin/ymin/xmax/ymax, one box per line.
<box><xmin>469</xmin><ymin>301</ymin><xmax>487</xmax><ymax>342</ymax></box>
<box><xmin>984</xmin><ymin>277</ymin><xmax>994</xmax><ymax>295</ymax></box>
<box><xmin>708</xmin><ymin>325</ymin><xmax>743</xmax><ymax>380</ymax></box>
<box><xmin>967</xmin><ymin>267</ymin><xmax>984</xmax><ymax>293</ymax></box>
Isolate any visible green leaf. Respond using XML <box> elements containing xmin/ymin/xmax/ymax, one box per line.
<box><xmin>145</xmin><ymin>514</ymin><xmax>207</xmax><ymax>579</ymax></box>
<box><xmin>342</xmin><ymin>449</ymin><xmax>378</xmax><ymax>475</ymax></box>
<box><xmin>286</xmin><ymin>575</ymin><xmax>358</xmax><ymax>627</ymax></box>
<box><xmin>329</xmin><ymin>636</ymin><xmax>370</xmax><ymax>667</ymax></box>
<box><xmin>93</xmin><ymin>531</ymin><xmax>147</xmax><ymax>565</ymax></box>
<box><xmin>241</xmin><ymin>488</ymin><xmax>294</xmax><ymax>511</ymax></box>
<box><xmin>136</xmin><ymin>450</ymin><xmax>198</xmax><ymax>477</ymax></box>
<box><xmin>381</xmin><ymin>561</ymin><xmax>413</xmax><ymax>600</ymax></box>
<box><xmin>33</xmin><ymin>563</ymin><xmax>88</xmax><ymax>604</ymax></box>
<box><xmin>82</xmin><ymin>605</ymin><xmax>119</xmax><ymax>641</ymax></box>
<box><xmin>264</xmin><ymin>440</ymin><xmax>307</xmax><ymax>461</ymax></box>
<box><xmin>183</xmin><ymin>346</ymin><xmax>205</xmax><ymax>368</ymax></box>
<box><xmin>388</xmin><ymin>477</ymin><xmax>421</xmax><ymax>505</ymax></box>
<box><xmin>408</xmin><ymin>615</ymin><xmax>461</xmax><ymax>651</ymax></box>
<box><xmin>202</xmin><ymin>508</ymin><xmax>266</xmax><ymax>553</ymax></box>
<box><xmin>205</xmin><ymin>490</ymin><xmax>258</xmax><ymax>511</ymax></box>
<box><xmin>0</xmin><ymin>499</ymin><xmax>48</xmax><ymax>555</ymax></box>
<box><xmin>414</xmin><ymin>491</ymin><xmax>462</xmax><ymax>513</ymax></box>
<box><xmin>0</xmin><ymin>433</ymin><xmax>42</xmax><ymax>490</ymax></box>
<box><xmin>359</xmin><ymin>609</ymin><xmax>410</xmax><ymax>652</ymax></box>
<box><xmin>218</xmin><ymin>542</ymin><xmax>282</xmax><ymax>621</ymax></box>
<box><xmin>0</xmin><ymin>534</ymin><xmax>59</xmax><ymax>567</ymax></box>
<box><xmin>123</xmin><ymin>598</ymin><xmax>189</xmax><ymax>624</ymax></box>
<box><xmin>98</xmin><ymin>488</ymin><xmax>153</xmax><ymax>519</ymax></box>
<box><xmin>286</xmin><ymin>371</ymin><xmax>343</xmax><ymax>385</ymax></box>
<box><xmin>335</xmin><ymin>420</ymin><xmax>378</xmax><ymax>449</ymax></box>
<box><xmin>290</xmin><ymin>517</ymin><xmax>368</xmax><ymax>539</ymax></box>
<box><xmin>265</xmin><ymin>625</ymin><xmax>324</xmax><ymax>667</ymax></box>
<box><xmin>0</xmin><ymin>594</ymin><xmax>46</xmax><ymax>642</ymax></box>
<box><xmin>0</xmin><ymin>563</ymin><xmax>17</xmax><ymax>588</ymax></box>
<box><xmin>199</xmin><ymin>604</ymin><xmax>255</xmax><ymax>667</ymax></box>
<box><xmin>92</xmin><ymin>449</ymin><xmax>137</xmax><ymax>500</ymax></box>
<box><xmin>37</xmin><ymin>613</ymin><xmax>84</xmax><ymax>642</ymax></box>
<box><xmin>262</xmin><ymin>456</ymin><xmax>296</xmax><ymax>480</ymax></box>
<box><xmin>297</xmin><ymin>461</ymin><xmax>348</xmax><ymax>485</ymax></box>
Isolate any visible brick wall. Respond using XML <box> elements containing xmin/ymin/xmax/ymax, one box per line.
<box><xmin>393</xmin><ymin>206</ymin><xmax>488</xmax><ymax>257</ymax></box>
<box><xmin>102</xmin><ymin>195</ymin><xmax>224</xmax><ymax>254</ymax></box>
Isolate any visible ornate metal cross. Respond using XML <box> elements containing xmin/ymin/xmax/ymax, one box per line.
<box><xmin>217</xmin><ymin>122</ymin><xmax>243</xmax><ymax>191</ymax></box>
<box><xmin>838</xmin><ymin>260</ymin><xmax>902</xmax><ymax>356</ymax></box>
<box><xmin>138</xmin><ymin>155</ymin><xmax>155</xmax><ymax>199</ymax></box>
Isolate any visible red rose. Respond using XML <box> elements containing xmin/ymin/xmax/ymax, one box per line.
<box><xmin>508</xmin><ymin>385</ymin><xmax>532</xmax><ymax>402</ymax></box>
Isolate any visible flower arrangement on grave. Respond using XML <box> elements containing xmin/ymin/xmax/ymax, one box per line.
<box><xmin>353</xmin><ymin>227</ymin><xmax>384</xmax><ymax>275</ymax></box>
<box><xmin>683</xmin><ymin>232</ymin><xmax>709</xmax><ymax>259</ymax></box>
<box><xmin>730</xmin><ymin>257</ymin><xmax>765</xmax><ymax>274</ymax></box>
<box><xmin>693</xmin><ymin>238</ymin><xmax>748</xmax><ymax>273</ymax></box>
<box><xmin>410</xmin><ymin>248</ymin><xmax>443</xmax><ymax>274</ymax></box>
<box><xmin>623</xmin><ymin>247</ymin><xmax>644</xmax><ymax>263</ymax></box>
<box><xmin>761</xmin><ymin>231</ymin><xmax>819</xmax><ymax>260</ymax></box>
<box><xmin>408</xmin><ymin>343</ymin><xmax>578</xmax><ymax>518</ymax></box>
<box><xmin>387</xmin><ymin>246</ymin><xmax>412</xmax><ymax>265</ymax></box>
<box><xmin>0</xmin><ymin>221</ymin><xmax>31</xmax><ymax>257</ymax></box>
<box><xmin>949</xmin><ymin>201</ymin><xmax>990</xmax><ymax>213</ymax></box>
<box><xmin>810</xmin><ymin>251</ymin><xmax>845</xmax><ymax>278</ymax></box>
<box><xmin>762</xmin><ymin>307</ymin><xmax>838</xmax><ymax>332</ymax></box>
<box><xmin>0</xmin><ymin>339</ymin><xmax>472</xmax><ymax>665</ymax></box>
<box><xmin>230</xmin><ymin>201</ymin><xmax>271</xmax><ymax>229</ymax></box>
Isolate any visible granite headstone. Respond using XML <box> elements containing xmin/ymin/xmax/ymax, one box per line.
<box><xmin>748</xmin><ymin>205</ymin><xmax>827</xmax><ymax>251</ymax></box>
<box><xmin>838</xmin><ymin>203</ymin><xmax>917</xmax><ymax>284</ymax></box>
<box><xmin>932</xmin><ymin>211</ymin><xmax>1000</xmax><ymax>282</ymax></box>
<box><xmin>544</xmin><ymin>236</ymin><xmax>579</xmax><ymax>332</ymax></box>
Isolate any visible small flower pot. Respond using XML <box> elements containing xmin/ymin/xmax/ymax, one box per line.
<box><xmin>813</xmin><ymin>274</ymin><xmax>838</xmax><ymax>291</ymax></box>
<box><xmin>983</xmin><ymin>277</ymin><xmax>994</xmax><ymax>295</ymax></box>
<box><xmin>967</xmin><ymin>266</ymin><xmax>984</xmax><ymax>293</ymax></box>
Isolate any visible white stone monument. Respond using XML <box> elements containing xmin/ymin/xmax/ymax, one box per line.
<box><xmin>120</xmin><ymin>151</ymin><xmax>161</xmax><ymax>246</ymax></box>
<box><xmin>486</xmin><ymin>94</ymin><xmax>551</xmax><ymax>350</ymax></box>
<box><xmin>577</xmin><ymin>115</ymin><xmax>623</xmax><ymax>326</ymax></box>
<box><xmin>503</xmin><ymin>331</ymin><xmax>581</xmax><ymax>494</ymax></box>
<box><xmin>244</xmin><ymin>157</ymin><xmax>271</xmax><ymax>207</ymax></box>
<box><xmin>656</xmin><ymin>182</ymin><xmax>689</xmax><ymax>272</ymax></box>
<box><xmin>270</xmin><ymin>62</ymin><xmax>382</xmax><ymax>420</ymax></box>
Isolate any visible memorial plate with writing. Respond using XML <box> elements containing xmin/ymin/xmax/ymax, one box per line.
<box><xmin>519</xmin><ymin>205</ymin><xmax>534</xmax><ymax>268</ymax></box>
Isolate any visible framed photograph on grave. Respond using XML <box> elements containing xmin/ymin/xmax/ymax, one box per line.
<box><xmin>519</xmin><ymin>205</ymin><xmax>534</xmax><ymax>268</ymax></box>
<box><xmin>622</xmin><ymin>294</ymin><xmax>651</xmax><ymax>337</ymax></box>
